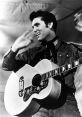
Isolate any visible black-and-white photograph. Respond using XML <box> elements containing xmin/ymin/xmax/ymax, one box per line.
<box><xmin>1</xmin><ymin>0</ymin><xmax>82</xmax><ymax>117</ymax></box>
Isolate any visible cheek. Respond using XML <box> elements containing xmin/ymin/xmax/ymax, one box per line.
<box><xmin>43</xmin><ymin>29</ymin><xmax>49</xmax><ymax>36</ymax></box>
<box><xmin>42</xmin><ymin>31</ymin><xmax>48</xmax><ymax>37</ymax></box>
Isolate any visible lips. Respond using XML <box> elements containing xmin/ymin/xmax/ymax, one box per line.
<box><xmin>35</xmin><ymin>31</ymin><xmax>41</xmax><ymax>38</ymax></box>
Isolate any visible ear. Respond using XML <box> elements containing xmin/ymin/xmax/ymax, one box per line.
<box><xmin>48</xmin><ymin>22</ymin><xmax>53</xmax><ymax>29</ymax></box>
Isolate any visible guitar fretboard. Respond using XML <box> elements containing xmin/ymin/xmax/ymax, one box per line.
<box><xmin>41</xmin><ymin>59</ymin><xmax>80</xmax><ymax>81</ymax></box>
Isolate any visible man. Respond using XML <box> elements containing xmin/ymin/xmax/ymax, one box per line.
<box><xmin>2</xmin><ymin>10</ymin><xmax>82</xmax><ymax>117</ymax></box>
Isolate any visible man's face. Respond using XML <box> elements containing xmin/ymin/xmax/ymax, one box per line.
<box><xmin>32</xmin><ymin>17</ymin><xmax>51</xmax><ymax>41</ymax></box>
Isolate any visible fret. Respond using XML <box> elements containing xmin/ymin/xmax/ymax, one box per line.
<box><xmin>61</xmin><ymin>65</ymin><xmax>66</xmax><ymax>72</ymax></box>
<box><xmin>51</xmin><ymin>70</ymin><xmax>55</xmax><ymax>77</ymax></box>
<box><xmin>47</xmin><ymin>72</ymin><xmax>50</xmax><ymax>78</ymax></box>
<box><xmin>60</xmin><ymin>66</ymin><xmax>63</xmax><ymax>74</ymax></box>
<box><xmin>65</xmin><ymin>64</ymin><xmax>69</xmax><ymax>71</ymax></box>
<box><xmin>45</xmin><ymin>73</ymin><xmax>48</xmax><ymax>79</ymax></box>
<box><xmin>41</xmin><ymin>59</ymin><xmax>80</xmax><ymax>81</ymax></box>
<box><xmin>41</xmin><ymin>70</ymin><xmax>54</xmax><ymax>81</ymax></box>
<box><xmin>55</xmin><ymin>69</ymin><xmax>58</xmax><ymax>76</ymax></box>
<box><xmin>49</xmin><ymin>71</ymin><xmax>52</xmax><ymax>78</ymax></box>
<box><xmin>74</xmin><ymin>60</ymin><xmax>79</xmax><ymax>67</ymax></box>
<box><xmin>41</xmin><ymin>73</ymin><xmax>46</xmax><ymax>81</ymax></box>
<box><xmin>59</xmin><ymin>65</ymin><xmax>69</xmax><ymax>74</ymax></box>
<box><xmin>59</xmin><ymin>65</ymin><xmax>67</xmax><ymax>74</ymax></box>
<box><xmin>43</xmin><ymin>72</ymin><xmax>50</xmax><ymax>80</ymax></box>
<box><xmin>57</xmin><ymin>68</ymin><xmax>60</xmax><ymax>75</ymax></box>
<box><xmin>71</xmin><ymin>60</ymin><xmax>79</xmax><ymax>69</ymax></box>
<box><xmin>54</xmin><ymin>69</ymin><xmax>56</xmax><ymax>76</ymax></box>
<box><xmin>71</xmin><ymin>61</ymin><xmax>75</xmax><ymax>68</ymax></box>
<box><xmin>68</xmin><ymin>64</ymin><xmax>72</xmax><ymax>69</ymax></box>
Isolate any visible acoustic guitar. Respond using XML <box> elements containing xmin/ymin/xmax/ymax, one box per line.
<box><xmin>4</xmin><ymin>59</ymin><xmax>81</xmax><ymax>116</ymax></box>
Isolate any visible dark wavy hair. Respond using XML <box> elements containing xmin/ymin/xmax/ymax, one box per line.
<box><xmin>29</xmin><ymin>10</ymin><xmax>57</xmax><ymax>32</ymax></box>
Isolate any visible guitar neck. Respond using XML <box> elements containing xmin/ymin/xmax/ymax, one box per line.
<box><xmin>41</xmin><ymin>59</ymin><xmax>80</xmax><ymax>80</ymax></box>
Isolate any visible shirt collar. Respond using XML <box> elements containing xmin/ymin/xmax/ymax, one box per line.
<box><xmin>41</xmin><ymin>36</ymin><xmax>62</xmax><ymax>50</ymax></box>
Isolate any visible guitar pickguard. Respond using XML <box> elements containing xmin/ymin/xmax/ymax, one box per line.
<box><xmin>23</xmin><ymin>79</ymin><xmax>48</xmax><ymax>101</ymax></box>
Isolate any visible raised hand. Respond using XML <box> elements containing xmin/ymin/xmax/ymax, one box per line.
<box><xmin>12</xmin><ymin>30</ymin><xmax>34</xmax><ymax>52</ymax></box>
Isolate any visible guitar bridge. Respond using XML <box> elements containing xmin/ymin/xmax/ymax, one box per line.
<box><xmin>19</xmin><ymin>76</ymin><xmax>24</xmax><ymax>97</ymax></box>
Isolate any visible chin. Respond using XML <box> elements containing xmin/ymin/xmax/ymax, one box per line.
<box><xmin>37</xmin><ymin>37</ymin><xmax>43</xmax><ymax>41</ymax></box>
<box><xmin>37</xmin><ymin>35</ymin><xmax>46</xmax><ymax>41</ymax></box>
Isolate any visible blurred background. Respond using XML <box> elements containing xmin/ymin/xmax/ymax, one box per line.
<box><xmin>0</xmin><ymin>0</ymin><xmax>82</xmax><ymax>117</ymax></box>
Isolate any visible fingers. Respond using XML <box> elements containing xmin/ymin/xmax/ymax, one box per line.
<box><xmin>23</xmin><ymin>29</ymin><xmax>33</xmax><ymax>37</ymax></box>
<box><xmin>21</xmin><ymin>30</ymin><xmax>35</xmax><ymax>42</ymax></box>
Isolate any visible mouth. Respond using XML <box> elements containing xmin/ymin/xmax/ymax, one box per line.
<box><xmin>35</xmin><ymin>31</ymin><xmax>41</xmax><ymax>38</ymax></box>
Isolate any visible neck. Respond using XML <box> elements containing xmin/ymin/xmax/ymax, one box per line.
<box><xmin>45</xmin><ymin>31</ymin><xmax>56</xmax><ymax>42</ymax></box>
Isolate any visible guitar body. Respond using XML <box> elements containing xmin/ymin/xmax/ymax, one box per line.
<box><xmin>4</xmin><ymin>59</ymin><xmax>61</xmax><ymax>116</ymax></box>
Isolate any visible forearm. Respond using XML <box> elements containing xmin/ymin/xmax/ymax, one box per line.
<box><xmin>2</xmin><ymin>48</ymin><xmax>18</xmax><ymax>71</ymax></box>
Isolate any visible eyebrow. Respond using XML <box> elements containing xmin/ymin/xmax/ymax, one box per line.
<box><xmin>32</xmin><ymin>23</ymin><xmax>40</xmax><ymax>28</ymax></box>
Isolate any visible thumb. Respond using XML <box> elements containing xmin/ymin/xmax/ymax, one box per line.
<box><xmin>23</xmin><ymin>30</ymin><xmax>33</xmax><ymax>37</ymax></box>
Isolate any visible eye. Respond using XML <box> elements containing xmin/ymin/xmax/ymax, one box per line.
<box><xmin>32</xmin><ymin>23</ymin><xmax>40</xmax><ymax>29</ymax></box>
<box><xmin>35</xmin><ymin>23</ymin><xmax>40</xmax><ymax>27</ymax></box>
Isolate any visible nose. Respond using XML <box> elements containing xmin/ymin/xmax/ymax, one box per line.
<box><xmin>33</xmin><ymin>26</ymin><xmax>38</xmax><ymax>32</ymax></box>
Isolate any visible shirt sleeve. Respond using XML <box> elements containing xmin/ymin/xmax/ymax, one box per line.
<box><xmin>2</xmin><ymin>48</ymin><xmax>25</xmax><ymax>72</ymax></box>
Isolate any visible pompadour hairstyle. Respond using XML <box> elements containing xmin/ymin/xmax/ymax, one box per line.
<box><xmin>29</xmin><ymin>10</ymin><xmax>57</xmax><ymax>32</ymax></box>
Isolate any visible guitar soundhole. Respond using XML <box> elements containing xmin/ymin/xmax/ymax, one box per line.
<box><xmin>32</xmin><ymin>74</ymin><xmax>41</xmax><ymax>86</ymax></box>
